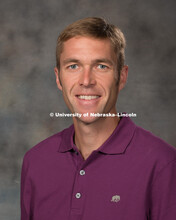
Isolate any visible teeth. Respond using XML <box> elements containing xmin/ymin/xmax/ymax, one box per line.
<box><xmin>78</xmin><ymin>95</ymin><xmax>99</xmax><ymax>100</ymax></box>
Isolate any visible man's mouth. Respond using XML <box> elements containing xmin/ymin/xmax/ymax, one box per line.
<box><xmin>76</xmin><ymin>95</ymin><xmax>100</xmax><ymax>100</ymax></box>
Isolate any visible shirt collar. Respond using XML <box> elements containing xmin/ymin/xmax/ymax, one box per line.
<box><xmin>58</xmin><ymin>117</ymin><xmax>136</xmax><ymax>155</ymax></box>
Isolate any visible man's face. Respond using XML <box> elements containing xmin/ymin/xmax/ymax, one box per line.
<box><xmin>55</xmin><ymin>36</ymin><xmax>127</xmax><ymax>124</ymax></box>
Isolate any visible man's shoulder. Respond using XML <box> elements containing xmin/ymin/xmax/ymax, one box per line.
<box><xmin>23</xmin><ymin>124</ymin><xmax>73</xmax><ymax>161</ymax></box>
<box><xmin>133</xmin><ymin>124</ymin><xmax>176</xmax><ymax>167</ymax></box>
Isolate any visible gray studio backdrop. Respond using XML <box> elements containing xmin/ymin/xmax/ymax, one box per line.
<box><xmin>1</xmin><ymin>0</ymin><xmax>176</xmax><ymax>219</ymax></box>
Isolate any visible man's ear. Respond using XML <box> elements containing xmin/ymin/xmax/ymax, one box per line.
<box><xmin>118</xmin><ymin>65</ymin><xmax>128</xmax><ymax>92</ymax></box>
<box><xmin>54</xmin><ymin>67</ymin><xmax>62</xmax><ymax>91</ymax></box>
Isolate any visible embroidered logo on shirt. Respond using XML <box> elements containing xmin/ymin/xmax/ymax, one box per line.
<box><xmin>111</xmin><ymin>195</ymin><xmax>120</xmax><ymax>203</ymax></box>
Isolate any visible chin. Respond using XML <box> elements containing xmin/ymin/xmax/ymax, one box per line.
<box><xmin>74</xmin><ymin>114</ymin><xmax>101</xmax><ymax>125</ymax></box>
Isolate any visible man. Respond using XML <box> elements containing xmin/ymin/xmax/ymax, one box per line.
<box><xmin>21</xmin><ymin>17</ymin><xmax>176</xmax><ymax>220</ymax></box>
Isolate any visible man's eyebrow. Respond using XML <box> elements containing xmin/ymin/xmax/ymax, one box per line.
<box><xmin>93</xmin><ymin>59</ymin><xmax>114</xmax><ymax>66</ymax></box>
<box><xmin>62</xmin><ymin>59</ymin><xmax>80</xmax><ymax>65</ymax></box>
<box><xmin>62</xmin><ymin>58</ymin><xmax>114</xmax><ymax>66</ymax></box>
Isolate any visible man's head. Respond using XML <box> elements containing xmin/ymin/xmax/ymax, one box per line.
<box><xmin>56</xmin><ymin>17</ymin><xmax>126</xmax><ymax>82</ymax></box>
<box><xmin>54</xmin><ymin>17</ymin><xmax>128</xmax><ymax>124</ymax></box>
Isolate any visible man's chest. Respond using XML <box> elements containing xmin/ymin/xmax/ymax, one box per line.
<box><xmin>30</xmin><ymin>152</ymin><xmax>152</xmax><ymax>220</ymax></box>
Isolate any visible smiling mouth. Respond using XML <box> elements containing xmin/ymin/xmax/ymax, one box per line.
<box><xmin>76</xmin><ymin>95</ymin><xmax>100</xmax><ymax>100</ymax></box>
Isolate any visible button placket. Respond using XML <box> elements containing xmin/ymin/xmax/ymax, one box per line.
<box><xmin>70</xmin><ymin>159</ymin><xmax>87</xmax><ymax>216</ymax></box>
<box><xmin>74</xmin><ymin>170</ymin><xmax>85</xmax><ymax>201</ymax></box>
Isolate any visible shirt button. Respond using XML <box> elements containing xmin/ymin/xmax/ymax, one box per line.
<box><xmin>80</xmin><ymin>170</ymin><xmax>85</xmax><ymax>176</ymax></box>
<box><xmin>75</xmin><ymin>193</ymin><xmax>81</xmax><ymax>199</ymax></box>
<box><xmin>75</xmin><ymin>151</ymin><xmax>79</xmax><ymax>155</ymax></box>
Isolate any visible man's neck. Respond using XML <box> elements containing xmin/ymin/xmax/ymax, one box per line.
<box><xmin>73</xmin><ymin>116</ymin><xmax>120</xmax><ymax>160</ymax></box>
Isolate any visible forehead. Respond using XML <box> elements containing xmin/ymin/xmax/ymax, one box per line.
<box><xmin>60</xmin><ymin>36</ymin><xmax>116</xmax><ymax>63</ymax></box>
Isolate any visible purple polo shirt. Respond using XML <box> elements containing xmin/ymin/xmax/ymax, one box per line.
<box><xmin>21</xmin><ymin>117</ymin><xmax>176</xmax><ymax>220</ymax></box>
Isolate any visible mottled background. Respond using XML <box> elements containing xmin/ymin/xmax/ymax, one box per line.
<box><xmin>0</xmin><ymin>0</ymin><xmax>176</xmax><ymax>219</ymax></box>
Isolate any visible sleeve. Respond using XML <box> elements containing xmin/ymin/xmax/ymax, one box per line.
<box><xmin>20</xmin><ymin>154</ymin><xmax>32</xmax><ymax>220</ymax></box>
<box><xmin>150</xmin><ymin>159</ymin><xmax>176</xmax><ymax>220</ymax></box>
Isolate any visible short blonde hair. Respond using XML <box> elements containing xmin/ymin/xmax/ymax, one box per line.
<box><xmin>56</xmin><ymin>17</ymin><xmax>126</xmax><ymax>81</ymax></box>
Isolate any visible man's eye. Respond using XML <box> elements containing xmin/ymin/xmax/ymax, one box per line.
<box><xmin>97</xmin><ymin>64</ymin><xmax>108</xmax><ymax>69</ymax></box>
<box><xmin>68</xmin><ymin>64</ymin><xmax>78</xmax><ymax>69</ymax></box>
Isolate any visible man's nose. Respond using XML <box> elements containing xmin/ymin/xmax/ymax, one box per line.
<box><xmin>78</xmin><ymin>67</ymin><xmax>96</xmax><ymax>87</ymax></box>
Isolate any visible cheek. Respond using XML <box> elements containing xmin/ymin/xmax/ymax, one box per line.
<box><xmin>101</xmin><ymin>79</ymin><xmax>117</xmax><ymax>91</ymax></box>
<box><xmin>61</xmin><ymin>73</ymin><xmax>78</xmax><ymax>86</ymax></box>
<box><xmin>108</xmin><ymin>81</ymin><xmax>119</xmax><ymax>97</ymax></box>
<box><xmin>61</xmin><ymin>79</ymin><xmax>76</xmax><ymax>97</ymax></box>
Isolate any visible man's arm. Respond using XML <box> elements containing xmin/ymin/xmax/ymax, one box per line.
<box><xmin>20</xmin><ymin>154</ymin><xmax>32</xmax><ymax>220</ymax></box>
<box><xmin>150</xmin><ymin>159</ymin><xmax>176</xmax><ymax>220</ymax></box>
